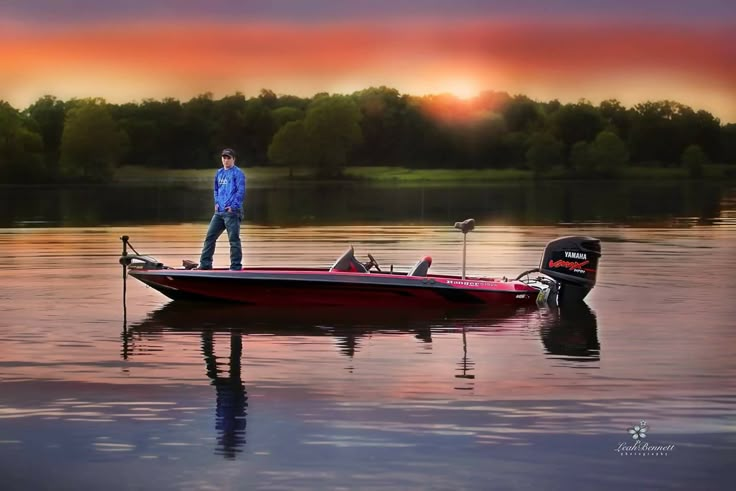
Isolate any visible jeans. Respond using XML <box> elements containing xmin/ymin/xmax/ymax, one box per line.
<box><xmin>199</xmin><ymin>211</ymin><xmax>243</xmax><ymax>270</ymax></box>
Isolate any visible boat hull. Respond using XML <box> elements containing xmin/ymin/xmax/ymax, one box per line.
<box><xmin>128</xmin><ymin>268</ymin><xmax>543</xmax><ymax>308</ymax></box>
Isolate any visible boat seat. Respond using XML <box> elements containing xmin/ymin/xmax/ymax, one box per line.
<box><xmin>330</xmin><ymin>246</ymin><xmax>369</xmax><ymax>273</ymax></box>
<box><xmin>408</xmin><ymin>256</ymin><xmax>432</xmax><ymax>277</ymax></box>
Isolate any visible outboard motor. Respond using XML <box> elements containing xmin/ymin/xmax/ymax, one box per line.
<box><xmin>539</xmin><ymin>236</ymin><xmax>601</xmax><ymax>306</ymax></box>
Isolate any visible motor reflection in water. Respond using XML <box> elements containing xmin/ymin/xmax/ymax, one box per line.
<box><xmin>539</xmin><ymin>304</ymin><xmax>600</xmax><ymax>361</ymax></box>
<box><xmin>121</xmin><ymin>302</ymin><xmax>599</xmax><ymax>459</ymax></box>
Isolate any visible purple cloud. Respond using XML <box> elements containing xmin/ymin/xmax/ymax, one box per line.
<box><xmin>2</xmin><ymin>0</ymin><xmax>734</xmax><ymax>24</ymax></box>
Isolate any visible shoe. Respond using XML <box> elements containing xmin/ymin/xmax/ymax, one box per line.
<box><xmin>182</xmin><ymin>259</ymin><xmax>198</xmax><ymax>270</ymax></box>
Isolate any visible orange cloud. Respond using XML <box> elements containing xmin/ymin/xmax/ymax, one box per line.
<box><xmin>1</xmin><ymin>20</ymin><xmax>733</xmax><ymax>121</ymax></box>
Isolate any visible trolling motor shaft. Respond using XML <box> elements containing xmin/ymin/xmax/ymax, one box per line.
<box><xmin>453</xmin><ymin>218</ymin><xmax>475</xmax><ymax>279</ymax></box>
<box><xmin>120</xmin><ymin>235</ymin><xmax>130</xmax><ymax>326</ymax></box>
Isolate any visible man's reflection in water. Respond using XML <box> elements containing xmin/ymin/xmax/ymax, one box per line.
<box><xmin>201</xmin><ymin>330</ymin><xmax>248</xmax><ymax>459</ymax></box>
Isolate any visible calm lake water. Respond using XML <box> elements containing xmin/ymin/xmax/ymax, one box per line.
<box><xmin>1</xmin><ymin>182</ymin><xmax>735</xmax><ymax>490</ymax></box>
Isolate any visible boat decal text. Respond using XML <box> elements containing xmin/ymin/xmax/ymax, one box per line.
<box><xmin>445</xmin><ymin>280</ymin><xmax>487</xmax><ymax>287</ymax></box>
<box><xmin>548</xmin><ymin>259</ymin><xmax>590</xmax><ymax>274</ymax></box>
<box><xmin>564</xmin><ymin>251</ymin><xmax>587</xmax><ymax>260</ymax></box>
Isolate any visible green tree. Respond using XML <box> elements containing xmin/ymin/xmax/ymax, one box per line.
<box><xmin>570</xmin><ymin>141</ymin><xmax>593</xmax><ymax>174</ymax></box>
<box><xmin>271</xmin><ymin>106</ymin><xmax>304</xmax><ymax>129</ymax></box>
<box><xmin>499</xmin><ymin>132</ymin><xmax>530</xmax><ymax>168</ymax></box>
<box><xmin>681</xmin><ymin>144</ymin><xmax>709</xmax><ymax>178</ymax></box>
<box><xmin>470</xmin><ymin>114</ymin><xmax>509</xmax><ymax>169</ymax></box>
<box><xmin>179</xmin><ymin>93</ymin><xmax>217</xmax><ymax>167</ymax></box>
<box><xmin>392</xmin><ymin>96</ymin><xmax>436</xmax><ymax>168</ymax></box>
<box><xmin>113</xmin><ymin>101</ymin><xmax>158</xmax><ymax>167</ymax></box>
<box><xmin>149</xmin><ymin>98</ymin><xmax>185</xmax><ymax>165</ymax></box>
<box><xmin>589</xmin><ymin>131</ymin><xmax>629</xmax><ymax>176</ymax></box>
<box><xmin>60</xmin><ymin>98</ymin><xmax>127</xmax><ymax>180</ymax></box>
<box><xmin>268</xmin><ymin>120</ymin><xmax>308</xmax><ymax>178</ymax></box>
<box><xmin>721</xmin><ymin>124</ymin><xmax>736</xmax><ymax>165</ymax></box>
<box><xmin>258</xmin><ymin>88</ymin><xmax>279</xmax><ymax>109</ymax></box>
<box><xmin>352</xmin><ymin>86</ymin><xmax>405</xmax><ymax>165</ymax></box>
<box><xmin>550</xmin><ymin>100</ymin><xmax>605</xmax><ymax>149</ymax></box>
<box><xmin>628</xmin><ymin>100</ymin><xmax>697</xmax><ymax>164</ymax></box>
<box><xmin>0</xmin><ymin>101</ymin><xmax>44</xmax><ymax>182</ymax></box>
<box><xmin>274</xmin><ymin>94</ymin><xmax>310</xmax><ymax>112</ymax></box>
<box><xmin>476</xmin><ymin>90</ymin><xmax>512</xmax><ymax>114</ymax></box>
<box><xmin>303</xmin><ymin>95</ymin><xmax>363</xmax><ymax>177</ymax></box>
<box><xmin>678</xmin><ymin>109</ymin><xmax>720</xmax><ymax>160</ymax></box>
<box><xmin>503</xmin><ymin>95</ymin><xmax>544</xmax><ymax>133</ymax></box>
<box><xmin>212</xmin><ymin>93</ymin><xmax>248</xmax><ymax>153</ymax></box>
<box><xmin>25</xmin><ymin>95</ymin><xmax>66</xmax><ymax>177</ymax></box>
<box><xmin>116</xmin><ymin>97</ymin><xmax>185</xmax><ymax>167</ymax></box>
<box><xmin>526</xmin><ymin>133</ymin><xmax>563</xmax><ymax>174</ymax></box>
<box><xmin>599</xmin><ymin>99</ymin><xmax>632</xmax><ymax>139</ymax></box>
<box><xmin>241</xmin><ymin>98</ymin><xmax>276</xmax><ymax>165</ymax></box>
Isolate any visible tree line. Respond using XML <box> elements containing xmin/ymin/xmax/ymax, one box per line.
<box><xmin>1</xmin><ymin>87</ymin><xmax>734</xmax><ymax>183</ymax></box>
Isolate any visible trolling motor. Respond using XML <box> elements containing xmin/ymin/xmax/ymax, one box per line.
<box><xmin>119</xmin><ymin>235</ymin><xmax>167</xmax><ymax>327</ymax></box>
<box><xmin>119</xmin><ymin>236</ymin><xmax>165</xmax><ymax>270</ymax></box>
<box><xmin>454</xmin><ymin>218</ymin><xmax>475</xmax><ymax>279</ymax></box>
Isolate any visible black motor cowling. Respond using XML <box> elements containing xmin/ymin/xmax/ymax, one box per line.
<box><xmin>540</xmin><ymin>236</ymin><xmax>601</xmax><ymax>306</ymax></box>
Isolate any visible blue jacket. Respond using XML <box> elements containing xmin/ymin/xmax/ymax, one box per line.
<box><xmin>214</xmin><ymin>166</ymin><xmax>246</xmax><ymax>212</ymax></box>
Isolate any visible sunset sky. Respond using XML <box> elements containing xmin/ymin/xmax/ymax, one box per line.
<box><xmin>1</xmin><ymin>0</ymin><xmax>734</xmax><ymax>121</ymax></box>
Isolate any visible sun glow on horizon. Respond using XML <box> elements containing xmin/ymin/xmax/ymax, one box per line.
<box><xmin>441</xmin><ymin>78</ymin><xmax>481</xmax><ymax>100</ymax></box>
<box><xmin>0</xmin><ymin>19</ymin><xmax>733</xmax><ymax>121</ymax></box>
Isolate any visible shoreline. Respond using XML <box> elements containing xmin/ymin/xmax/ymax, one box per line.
<box><xmin>112</xmin><ymin>164</ymin><xmax>736</xmax><ymax>186</ymax></box>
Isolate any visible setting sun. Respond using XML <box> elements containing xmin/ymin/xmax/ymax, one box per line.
<box><xmin>443</xmin><ymin>79</ymin><xmax>480</xmax><ymax>100</ymax></box>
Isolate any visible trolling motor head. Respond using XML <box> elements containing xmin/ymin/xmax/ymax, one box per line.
<box><xmin>454</xmin><ymin>218</ymin><xmax>475</xmax><ymax>234</ymax></box>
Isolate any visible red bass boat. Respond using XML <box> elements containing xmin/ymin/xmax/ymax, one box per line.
<box><xmin>120</xmin><ymin>219</ymin><xmax>601</xmax><ymax>309</ymax></box>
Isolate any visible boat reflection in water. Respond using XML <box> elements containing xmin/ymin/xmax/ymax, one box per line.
<box><xmin>121</xmin><ymin>302</ymin><xmax>599</xmax><ymax>459</ymax></box>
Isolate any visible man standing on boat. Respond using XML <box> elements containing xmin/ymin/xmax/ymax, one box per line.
<box><xmin>197</xmin><ymin>148</ymin><xmax>246</xmax><ymax>270</ymax></box>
